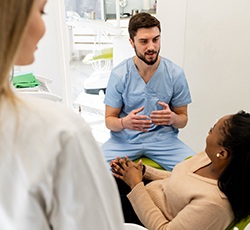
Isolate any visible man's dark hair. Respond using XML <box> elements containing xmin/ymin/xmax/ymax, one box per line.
<box><xmin>128</xmin><ymin>12</ymin><xmax>161</xmax><ymax>41</ymax></box>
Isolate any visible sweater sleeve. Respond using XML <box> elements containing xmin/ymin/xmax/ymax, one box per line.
<box><xmin>143</xmin><ymin>165</ymin><xmax>171</xmax><ymax>181</ymax></box>
<box><xmin>128</xmin><ymin>182</ymin><xmax>170</xmax><ymax>229</ymax></box>
<box><xmin>128</xmin><ymin>183</ymin><xmax>232</xmax><ymax>230</ymax></box>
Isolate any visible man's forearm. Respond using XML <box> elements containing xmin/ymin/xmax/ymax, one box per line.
<box><xmin>171</xmin><ymin>112</ymin><xmax>188</xmax><ymax>129</ymax></box>
<box><xmin>106</xmin><ymin>117</ymin><xmax>124</xmax><ymax>132</ymax></box>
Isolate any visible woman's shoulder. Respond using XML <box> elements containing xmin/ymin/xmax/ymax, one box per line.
<box><xmin>173</xmin><ymin>151</ymin><xmax>211</xmax><ymax>176</ymax></box>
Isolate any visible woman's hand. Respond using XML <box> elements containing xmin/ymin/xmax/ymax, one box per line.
<box><xmin>110</xmin><ymin>157</ymin><xmax>144</xmax><ymax>189</ymax></box>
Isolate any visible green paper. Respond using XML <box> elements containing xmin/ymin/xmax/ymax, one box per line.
<box><xmin>13</xmin><ymin>73</ymin><xmax>40</xmax><ymax>88</ymax></box>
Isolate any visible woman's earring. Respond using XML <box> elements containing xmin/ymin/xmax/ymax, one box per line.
<box><xmin>216</xmin><ymin>153</ymin><xmax>220</xmax><ymax>158</ymax></box>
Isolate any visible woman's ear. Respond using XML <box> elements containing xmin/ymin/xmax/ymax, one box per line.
<box><xmin>219</xmin><ymin>148</ymin><xmax>230</xmax><ymax>160</ymax></box>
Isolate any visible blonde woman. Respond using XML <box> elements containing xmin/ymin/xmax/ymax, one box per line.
<box><xmin>0</xmin><ymin>0</ymin><xmax>124</xmax><ymax>229</ymax></box>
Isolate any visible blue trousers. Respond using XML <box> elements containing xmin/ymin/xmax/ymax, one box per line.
<box><xmin>101</xmin><ymin>135</ymin><xmax>194</xmax><ymax>171</ymax></box>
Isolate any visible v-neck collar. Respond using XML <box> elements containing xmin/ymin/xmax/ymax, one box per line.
<box><xmin>132</xmin><ymin>58</ymin><xmax>162</xmax><ymax>85</ymax></box>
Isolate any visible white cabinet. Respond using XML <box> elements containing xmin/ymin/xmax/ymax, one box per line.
<box><xmin>71</xmin><ymin>26</ymin><xmax>113</xmax><ymax>51</ymax></box>
<box><xmin>106</xmin><ymin>18</ymin><xmax>129</xmax><ymax>36</ymax></box>
<box><xmin>67</xmin><ymin>19</ymin><xmax>122</xmax><ymax>60</ymax></box>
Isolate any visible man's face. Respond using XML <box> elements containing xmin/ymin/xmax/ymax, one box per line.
<box><xmin>130</xmin><ymin>27</ymin><xmax>161</xmax><ymax>65</ymax></box>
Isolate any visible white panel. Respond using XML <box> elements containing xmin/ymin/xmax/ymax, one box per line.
<box><xmin>19</xmin><ymin>0</ymin><xmax>71</xmax><ymax>106</ymax></box>
<box><xmin>183</xmin><ymin>0</ymin><xmax>250</xmax><ymax>152</ymax></box>
<box><xmin>113</xmin><ymin>35</ymin><xmax>134</xmax><ymax>67</ymax></box>
<box><xmin>156</xmin><ymin>0</ymin><xmax>188</xmax><ymax>67</ymax></box>
<box><xmin>157</xmin><ymin>0</ymin><xmax>250</xmax><ymax>152</ymax></box>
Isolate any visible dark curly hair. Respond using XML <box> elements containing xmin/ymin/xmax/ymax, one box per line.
<box><xmin>128</xmin><ymin>12</ymin><xmax>161</xmax><ymax>41</ymax></box>
<box><xmin>218</xmin><ymin>110</ymin><xmax>250</xmax><ymax>224</ymax></box>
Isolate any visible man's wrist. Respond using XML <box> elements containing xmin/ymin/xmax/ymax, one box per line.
<box><xmin>169</xmin><ymin>111</ymin><xmax>176</xmax><ymax>126</ymax></box>
<box><xmin>121</xmin><ymin>118</ymin><xmax>125</xmax><ymax>129</ymax></box>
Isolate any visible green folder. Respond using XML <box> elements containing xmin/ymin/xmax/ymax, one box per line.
<box><xmin>13</xmin><ymin>73</ymin><xmax>40</xmax><ymax>88</ymax></box>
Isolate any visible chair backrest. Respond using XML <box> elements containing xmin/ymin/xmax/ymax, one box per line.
<box><xmin>124</xmin><ymin>223</ymin><xmax>147</xmax><ymax>230</ymax></box>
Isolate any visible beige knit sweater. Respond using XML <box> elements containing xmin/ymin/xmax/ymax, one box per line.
<box><xmin>127</xmin><ymin>151</ymin><xmax>234</xmax><ymax>230</ymax></box>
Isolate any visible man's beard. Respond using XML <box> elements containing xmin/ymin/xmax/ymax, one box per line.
<box><xmin>134</xmin><ymin>46</ymin><xmax>160</xmax><ymax>65</ymax></box>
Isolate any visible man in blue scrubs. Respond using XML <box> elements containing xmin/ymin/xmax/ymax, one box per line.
<box><xmin>102</xmin><ymin>12</ymin><xmax>194</xmax><ymax>171</ymax></box>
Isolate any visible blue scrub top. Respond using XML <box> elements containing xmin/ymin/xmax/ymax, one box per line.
<box><xmin>104</xmin><ymin>57</ymin><xmax>192</xmax><ymax>143</ymax></box>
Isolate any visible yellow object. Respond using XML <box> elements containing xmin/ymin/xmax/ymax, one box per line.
<box><xmin>134</xmin><ymin>156</ymin><xmax>164</xmax><ymax>170</ymax></box>
<box><xmin>226</xmin><ymin>218</ymin><xmax>250</xmax><ymax>230</ymax></box>
<box><xmin>93</xmin><ymin>47</ymin><xmax>113</xmax><ymax>60</ymax></box>
<box><xmin>82</xmin><ymin>48</ymin><xmax>113</xmax><ymax>64</ymax></box>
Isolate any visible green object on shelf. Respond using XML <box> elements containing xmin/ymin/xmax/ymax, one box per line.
<box><xmin>13</xmin><ymin>73</ymin><xmax>40</xmax><ymax>88</ymax></box>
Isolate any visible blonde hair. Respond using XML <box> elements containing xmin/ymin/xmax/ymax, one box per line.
<box><xmin>0</xmin><ymin>0</ymin><xmax>34</xmax><ymax>104</ymax></box>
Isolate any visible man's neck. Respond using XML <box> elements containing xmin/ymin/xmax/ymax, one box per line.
<box><xmin>133</xmin><ymin>56</ymin><xmax>161</xmax><ymax>83</ymax></box>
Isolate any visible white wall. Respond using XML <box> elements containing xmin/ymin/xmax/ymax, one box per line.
<box><xmin>19</xmin><ymin>0</ymin><xmax>71</xmax><ymax>106</ymax></box>
<box><xmin>105</xmin><ymin>0</ymin><xmax>156</xmax><ymax>16</ymax></box>
<box><xmin>157</xmin><ymin>0</ymin><xmax>250</xmax><ymax>152</ymax></box>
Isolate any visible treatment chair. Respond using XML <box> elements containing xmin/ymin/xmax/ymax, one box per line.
<box><xmin>227</xmin><ymin>218</ymin><xmax>250</xmax><ymax>230</ymax></box>
<box><xmin>134</xmin><ymin>157</ymin><xmax>250</xmax><ymax>230</ymax></box>
<box><xmin>134</xmin><ymin>156</ymin><xmax>164</xmax><ymax>170</ymax></box>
